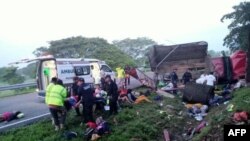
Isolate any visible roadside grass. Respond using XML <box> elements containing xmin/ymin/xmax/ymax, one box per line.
<box><xmin>1</xmin><ymin>87</ymin><xmax>249</xmax><ymax>141</ymax></box>
<box><xmin>0</xmin><ymin>89</ymin><xmax>189</xmax><ymax>141</ymax></box>
<box><xmin>192</xmin><ymin>87</ymin><xmax>250</xmax><ymax>141</ymax></box>
<box><xmin>0</xmin><ymin>87</ymin><xmax>36</xmax><ymax>98</ymax></box>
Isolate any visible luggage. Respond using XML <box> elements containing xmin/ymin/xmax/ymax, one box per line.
<box><xmin>182</xmin><ymin>83</ymin><xmax>214</xmax><ymax>105</ymax></box>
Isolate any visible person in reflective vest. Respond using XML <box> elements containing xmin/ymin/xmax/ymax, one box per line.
<box><xmin>45</xmin><ymin>77</ymin><xmax>57</xmax><ymax>104</ymax></box>
<box><xmin>116</xmin><ymin>66</ymin><xmax>125</xmax><ymax>86</ymax></box>
<box><xmin>46</xmin><ymin>79</ymin><xmax>67</xmax><ymax>131</ymax></box>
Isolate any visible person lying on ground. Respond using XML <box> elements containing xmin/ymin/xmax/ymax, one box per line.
<box><xmin>127</xmin><ymin>89</ymin><xmax>137</xmax><ymax>102</ymax></box>
<box><xmin>0</xmin><ymin>111</ymin><xmax>24</xmax><ymax>122</ymax></box>
<box><xmin>134</xmin><ymin>92</ymin><xmax>152</xmax><ymax>104</ymax></box>
<box><xmin>161</xmin><ymin>79</ymin><xmax>174</xmax><ymax>91</ymax></box>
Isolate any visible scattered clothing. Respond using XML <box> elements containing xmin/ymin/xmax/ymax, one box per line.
<box><xmin>233</xmin><ymin>111</ymin><xmax>249</xmax><ymax>123</ymax></box>
<box><xmin>62</xmin><ymin>131</ymin><xmax>77</xmax><ymax>140</ymax></box>
<box><xmin>134</xmin><ymin>95</ymin><xmax>152</xmax><ymax>104</ymax></box>
<box><xmin>234</xmin><ymin>79</ymin><xmax>246</xmax><ymax>89</ymax></box>
<box><xmin>209</xmin><ymin>94</ymin><xmax>233</xmax><ymax>106</ymax></box>
<box><xmin>186</xmin><ymin>103</ymin><xmax>208</xmax><ymax>121</ymax></box>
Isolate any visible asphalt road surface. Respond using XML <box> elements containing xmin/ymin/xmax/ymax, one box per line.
<box><xmin>0</xmin><ymin>77</ymin><xmax>142</xmax><ymax>132</ymax></box>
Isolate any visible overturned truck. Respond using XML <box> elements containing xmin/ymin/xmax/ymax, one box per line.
<box><xmin>148</xmin><ymin>41</ymin><xmax>211</xmax><ymax>80</ymax></box>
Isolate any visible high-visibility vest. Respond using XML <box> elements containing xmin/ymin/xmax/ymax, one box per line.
<box><xmin>45</xmin><ymin>83</ymin><xmax>55</xmax><ymax>104</ymax></box>
<box><xmin>46</xmin><ymin>85</ymin><xmax>67</xmax><ymax>107</ymax></box>
<box><xmin>116</xmin><ymin>68</ymin><xmax>125</xmax><ymax>78</ymax></box>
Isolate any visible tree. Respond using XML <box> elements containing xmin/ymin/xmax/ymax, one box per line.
<box><xmin>208</xmin><ymin>50</ymin><xmax>231</xmax><ymax>57</ymax></box>
<box><xmin>33</xmin><ymin>36</ymin><xmax>135</xmax><ymax>69</ymax></box>
<box><xmin>113</xmin><ymin>37</ymin><xmax>156</xmax><ymax>67</ymax></box>
<box><xmin>17</xmin><ymin>63</ymin><xmax>37</xmax><ymax>79</ymax></box>
<box><xmin>221</xmin><ymin>2</ymin><xmax>250</xmax><ymax>82</ymax></box>
<box><xmin>0</xmin><ymin>67</ymin><xmax>25</xmax><ymax>85</ymax></box>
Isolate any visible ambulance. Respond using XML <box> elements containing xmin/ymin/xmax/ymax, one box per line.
<box><xmin>11</xmin><ymin>55</ymin><xmax>116</xmax><ymax>99</ymax></box>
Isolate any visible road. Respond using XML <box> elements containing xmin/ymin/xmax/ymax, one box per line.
<box><xmin>0</xmin><ymin>77</ymin><xmax>142</xmax><ymax>132</ymax></box>
<box><xmin>0</xmin><ymin>93</ymin><xmax>49</xmax><ymax>132</ymax></box>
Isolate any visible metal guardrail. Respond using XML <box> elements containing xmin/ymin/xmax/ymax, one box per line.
<box><xmin>0</xmin><ymin>82</ymin><xmax>37</xmax><ymax>91</ymax></box>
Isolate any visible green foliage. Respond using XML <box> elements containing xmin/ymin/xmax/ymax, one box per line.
<box><xmin>33</xmin><ymin>36</ymin><xmax>135</xmax><ymax>69</ymax></box>
<box><xmin>221</xmin><ymin>2</ymin><xmax>250</xmax><ymax>51</ymax></box>
<box><xmin>113</xmin><ymin>37</ymin><xmax>156</xmax><ymax>67</ymax></box>
<box><xmin>231</xmin><ymin>88</ymin><xmax>250</xmax><ymax>112</ymax></box>
<box><xmin>0</xmin><ymin>67</ymin><xmax>25</xmax><ymax>85</ymax></box>
<box><xmin>17</xmin><ymin>63</ymin><xmax>37</xmax><ymax>79</ymax></box>
<box><xmin>221</xmin><ymin>1</ymin><xmax>250</xmax><ymax>82</ymax></box>
<box><xmin>0</xmin><ymin>88</ymin><xmax>35</xmax><ymax>98</ymax></box>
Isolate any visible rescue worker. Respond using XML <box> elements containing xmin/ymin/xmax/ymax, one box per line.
<box><xmin>182</xmin><ymin>69</ymin><xmax>192</xmax><ymax>84</ymax></box>
<box><xmin>170</xmin><ymin>69</ymin><xmax>179</xmax><ymax>94</ymax></box>
<box><xmin>45</xmin><ymin>77</ymin><xmax>57</xmax><ymax>104</ymax></box>
<box><xmin>124</xmin><ymin>65</ymin><xmax>131</xmax><ymax>86</ymax></box>
<box><xmin>116</xmin><ymin>66</ymin><xmax>125</xmax><ymax>86</ymax></box>
<box><xmin>46</xmin><ymin>79</ymin><xmax>67</xmax><ymax>131</ymax></box>
<box><xmin>100</xmin><ymin>68</ymin><xmax>106</xmax><ymax>89</ymax></box>
<box><xmin>104</xmin><ymin>75</ymin><xmax>119</xmax><ymax>115</ymax></box>
<box><xmin>76</xmin><ymin>78</ymin><xmax>94</xmax><ymax>123</ymax></box>
<box><xmin>71</xmin><ymin>76</ymin><xmax>81</xmax><ymax>116</ymax></box>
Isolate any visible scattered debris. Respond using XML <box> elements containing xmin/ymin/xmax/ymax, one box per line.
<box><xmin>156</xmin><ymin>90</ymin><xmax>175</xmax><ymax>99</ymax></box>
<box><xmin>62</xmin><ymin>131</ymin><xmax>77</xmax><ymax>140</ymax></box>
<box><xmin>163</xmin><ymin>129</ymin><xmax>170</xmax><ymax>141</ymax></box>
<box><xmin>183</xmin><ymin>121</ymin><xmax>208</xmax><ymax>140</ymax></box>
<box><xmin>232</xmin><ymin>111</ymin><xmax>249</xmax><ymax>123</ymax></box>
<box><xmin>226</xmin><ymin>104</ymin><xmax>234</xmax><ymax>112</ymax></box>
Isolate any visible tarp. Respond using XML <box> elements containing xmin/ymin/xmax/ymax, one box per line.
<box><xmin>211</xmin><ymin>50</ymin><xmax>247</xmax><ymax>81</ymax></box>
<box><xmin>230</xmin><ymin>50</ymin><xmax>247</xmax><ymax>79</ymax></box>
<box><xmin>211</xmin><ymin>57</ymin><xmax>224</xmax><ymax>78</ymax></box>
<box><xmin>129</xmin><ymin>68</ymin><xmax>155</xmax><ymax>88</ymax></box>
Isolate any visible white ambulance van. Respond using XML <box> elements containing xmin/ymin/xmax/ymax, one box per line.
<box><xmin>11</xmin><ymin>55</ymin><xmax>116</xmax><ymax>99</ymax></box>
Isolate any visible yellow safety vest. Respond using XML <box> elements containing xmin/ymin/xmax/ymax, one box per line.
<box><xmin>116</xmin><ymin>68</ymin><xmax>125</xmax><ymax>78</ymax></box>
<box><xmin>46</xmin><ymin>84</ymin><xmax>67</xmax><ymax>107</ymax></box>
<box><xmin>45</xmin><ymin>83</ymin><xmax>54</xmax><ymax>104</ymax></box>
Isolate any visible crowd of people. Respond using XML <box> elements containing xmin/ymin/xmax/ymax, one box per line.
<box><xmin>44</xmin><ymin>65</ymin><xmax>147</xmax><ymax>132</ymax></box>
<box><xmin>45</xmin><ymin>75</ymin><xmax>117</xmax><ymax>131</ymax></box>
<box><xmin>160</xmin><ymin>68</ymin><xmax>218</xmax><ymax>92</ymax></box>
